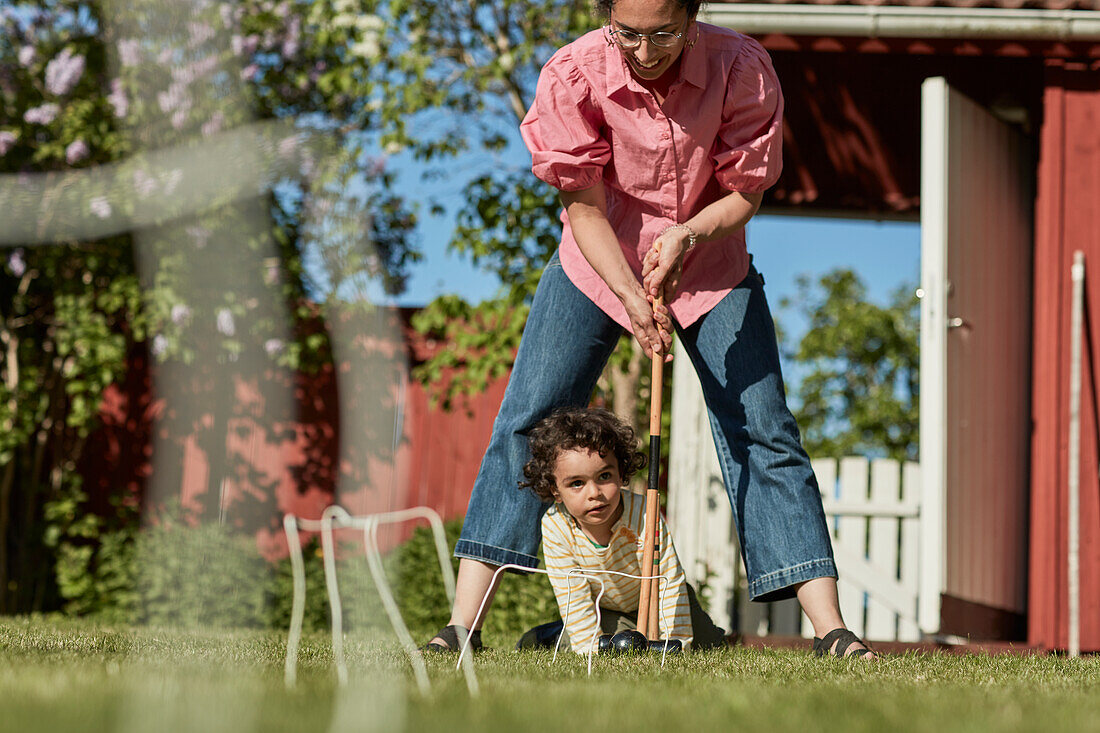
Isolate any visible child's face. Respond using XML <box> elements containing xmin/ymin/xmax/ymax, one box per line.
<box><xmin>550</xmin><ymin>448</ymin><xmax>623</xmax><ymax>534</ymax></box>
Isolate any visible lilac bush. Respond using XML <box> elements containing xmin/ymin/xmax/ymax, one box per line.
<box><xmin>0</xmin><ymin>0</ymin><xmax>419</xmax><ymax>617</ymax></box>
<box><xmin>44</xmin><ymin>48</ymin><xmax>85</xmax><ymax>96</ymax></box>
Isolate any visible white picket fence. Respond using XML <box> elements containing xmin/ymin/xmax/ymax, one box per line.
<box><xmin>806</xmin><ymin>457</ymin><xmax>922</xmax><ymax>641</ymax></box>
<box><xmin>667</xmin><ymin>350</ymin><xmax>923</xmax><ymax>641</ymax></box>
<box><xmin>668</xmin><ymin>454</ymin><xmax>923</xmax><ymax>642</ymax></box>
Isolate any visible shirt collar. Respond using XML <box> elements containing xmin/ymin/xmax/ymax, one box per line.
<box><xmin>602</xmin><ymin>21</ymin><xmax>708</xmax><ymax>96</ymax></box>
<box><xmin>680</xmin><ymin>22</ymin><xmax>707</xmax><ymax>89</ymax></box>
<box><xmin>603</xmin><ymin>26</ymin><xmax>633</xmax><ymax>96</ymax></box>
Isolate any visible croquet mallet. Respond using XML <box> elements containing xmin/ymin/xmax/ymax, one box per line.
<box><xmin>636</xmin><ymin>295</ymin><xmax>665</xmax><ymax>640</ymax></box>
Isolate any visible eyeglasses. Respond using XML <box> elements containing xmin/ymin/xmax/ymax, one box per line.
<box><xmin>606</xmin><ymin>23</ymin><xmax>685</xmax><ymax>49</ymax></box>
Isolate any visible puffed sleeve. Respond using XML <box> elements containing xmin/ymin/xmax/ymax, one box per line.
<box><xmin>520</xmin><ymin>50</ymin><xmax>610</xmax><ymax>192</ymax></box>
<box><xmin>711</xmin><ymin>39</ymin><xmax>784</xmax><ymax>194</ymax></box>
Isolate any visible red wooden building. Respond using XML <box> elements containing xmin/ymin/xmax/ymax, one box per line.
<box><xmin>84</xmin><ymin>308</ymin><xmax>507</xmax><ymax>556</ymax></box>
<box><xmin>702</xmin><ymin>0</ymin><xmax>1100</xmax><ymax>651</ymax></box>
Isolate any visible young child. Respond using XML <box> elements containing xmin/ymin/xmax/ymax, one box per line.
<box><xmin>519</xmin><ymin>406</ymin><xmax>725</xmax><ymax>653</ymax></box>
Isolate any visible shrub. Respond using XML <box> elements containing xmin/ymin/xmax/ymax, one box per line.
<box><xmin>72</xmin><ymin>513</ymin><xmax>561</xmax><ymax>646</ymax></box>
<box><xmin>386</xmin><ymin>520</ymin><xmax>559</xmax><ymax>645</ymax></box>
<box><xmin>132</xmin><ymin>513</ymin><xmax>270</xmax><ymax>628</ymax></box>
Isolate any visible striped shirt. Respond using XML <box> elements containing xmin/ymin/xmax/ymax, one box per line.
<box><xmin>541</xmin><ymin>490</ymin><xmax>692</xmax><ymax>653</ymax></box>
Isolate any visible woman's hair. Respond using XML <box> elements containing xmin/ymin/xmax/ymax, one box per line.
<box><xmin>519</xmin><ymin>407</ymin><xmax>647</xmax><ymax>502</ymax></box>
<box><xmin>594</xmin><ymin>0</ymin><xmax>706</xmax><ymax>19</ymax></box>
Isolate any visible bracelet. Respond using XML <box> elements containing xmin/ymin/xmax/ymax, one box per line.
<box><xmin>660</xmin><ymin>223</ymin><xmax>698</xmax><ymax>252</ymax></box>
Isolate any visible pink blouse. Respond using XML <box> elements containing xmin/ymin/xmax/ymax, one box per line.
<box><xmin>520</xmin><ymin>23</ymin><xmax>784</xmax><ymax>331</ymax></box>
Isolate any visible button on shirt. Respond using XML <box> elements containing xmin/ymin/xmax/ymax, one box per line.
<box><xmin>520</xmin><ymin>23</ymin><xmax>784</xmax><ymax>330</ymax></box>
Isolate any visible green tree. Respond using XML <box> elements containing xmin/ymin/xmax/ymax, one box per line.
<box><xmin>368</xmin><ymin>0</ymin><xmax>652</xmax><ymax>428</ymax></box>
<box><xmin>780</xmin><ymin>269</ymin><xmax>919</xmax><ymax>462</ymax></box>
<box><xmin>0</xmin><ymin>0</ymin><xmax>418</xmax><ymax>613</ymax></box>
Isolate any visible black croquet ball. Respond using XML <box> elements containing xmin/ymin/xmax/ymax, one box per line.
<box><xmin>597</xmin><ymin>634</ymin><xmax>614</xmax><ymax>653</ymax></box>
<box><xmin>610</xmin><ymin>630</ymin><xmax>648</xmax><ymax>654</ymax></box>
<box><xmin>648</xmin><ymin>639</ymin><xmax>682</xmax><ymax>653</ymax></box>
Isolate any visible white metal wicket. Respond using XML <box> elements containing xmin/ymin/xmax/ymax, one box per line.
<box><xmin>282</xmin><ymin>505</ymin><xmax>478</xmax><ymax>696</ymax></box>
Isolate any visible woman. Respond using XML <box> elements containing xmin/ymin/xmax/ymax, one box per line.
<box><xmin>427</xmin><ymin>0</ymin><xmax>874</xmax><ymax>659</ymax></box>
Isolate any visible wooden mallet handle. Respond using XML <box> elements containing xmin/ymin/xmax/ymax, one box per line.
<box><xmin>637</xmin><ymin>296</ymin><xmax>665</xmax><ymax>639</ymax></box>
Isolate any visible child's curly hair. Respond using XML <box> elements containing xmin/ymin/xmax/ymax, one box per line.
<box><xmin>519</xmin><ymin>407</ymin><xmax>648</xmax><ymax>503</ymax></box>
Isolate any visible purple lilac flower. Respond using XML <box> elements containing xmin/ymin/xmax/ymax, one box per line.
<box><xmin>65</xmin><ymin>139</ymin><xmax>89</xmax><ymax>165</ymax></box>
<box><xmin>24</xmin><ymin>103</ymin><xmax>59</xmax><ymax>125</ymax></box>
<box><xmin>107</xmin><ymin>79</ymin><xmax>128</xmax><ymax>118</ymax></box>
<box><xmin>0</xmin><ymin>131</ymin><xmax>16</xmax><ymax>155</ymax></box>
<box><xmin>201</xmin><ymin>111</ymin><xmax>224</xmax><ymax>138</ymax></box>
<box><xmin>170</xmin><ymin>304</ymin><xmax>191</xmax><ymax>324</ymax></box>
<box><xmin>282</xmin><ymin>17</ymin><xmax>301</xmax><ymax>57</ymax></box>
<box><xmin>8</xmin><ymin>249</ymin><xmax>26</xmax><ymax>277</ymax></box>
<box><xmin>216</xmin><ymin>308</ymin><xmax>235</xmax><ymax>337</ymax></box>
<box><xmin>17</xmin><ymin>45</ymin><xmax>35</xmax><ymax>67</ymax></box>
<box><xmin>45</xmin><ymin>48</ymin><xmax>85</xmax><ymax>96</ymax></box>
<box><xmin>133</xmin><ymin>168</ymin><xmax>157</xmax><ymax>198</ymax></box>
<box><xmin>231</xmin><ymin>35</ymin><xmax>258</xmax><ymax>57</ymax></box>
<box><xmin>151</xmin><ymin>334</ymin><xmax>167</xmax><ymax>358</ymax></box>
<box><xmin>173</xmin><ymin>54</ymin><xmax>218</xmax><ymax>85</ymax></box>
<box><xmin>264</xmin><ymin>338</ymin><xmax>284</xmax><ymax>356</ymax></box>
<box><xmin>89</xmin><ymin>196</ymin><xmax>111</xmax><ymax>219</ymax></box>
<box><xmin>188</xmin><ymin>22</ymin><xmax>215</xmax><ymax>48</ymax></box>
<box><xmin>240</xmin><ymin>64</ymin><xmax>259</xmax><ymax>81</ymax></box>
<box><xmin>158</xmin><ymin>82</ymin><xmax>187</xmax><ymax>114</ymax></box>
<box><xmin>117</xmin><ymin>39</ymin><xmax>141</xmax><ymax>67</ymax></box>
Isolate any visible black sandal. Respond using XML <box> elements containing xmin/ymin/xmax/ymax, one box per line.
<box><xmin>812</xmin><ymin>628</ymin><xmax>875</xmax><ymax>659</ymax></box>
<box><xmin>422</xmin><ymin>625</ymin><xmax>482</xmax><ymax>654</ymax></box>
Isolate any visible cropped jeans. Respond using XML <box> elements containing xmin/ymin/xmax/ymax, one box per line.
<box><xmin>454</xmin><ymin>251</ymin><xmax>837</xmax><ymax>601</ymax></box>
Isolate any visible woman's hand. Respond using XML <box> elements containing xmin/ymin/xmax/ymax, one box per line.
<box><xmin>621</xmin><ymin>283</ymin><xmax>673</xmax><ymax>360</ymax></box>
<box><xmin>561</xmin><ymin>183</ymin><xmax>674</xmax><ymax>360</ymax></box>
<box><xmin>642</xmin><ymin>228</ymin><xmax>691</xmax><ymax>303</ymax></box>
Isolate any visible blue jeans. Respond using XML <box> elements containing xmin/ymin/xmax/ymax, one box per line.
<box><xmin>454</xmin><ymin>252</ymin><xmax>837</xmax><ymax>601</ymax></box>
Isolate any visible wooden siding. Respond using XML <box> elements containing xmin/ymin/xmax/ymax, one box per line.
<box><xmin>1030</xmin><ymin>59</ymin><xmax>1100</xmax><ymax>651</ymax></box>
<box><xmin>82</xmin><ymin>309</ymin><xmax>505</xmax><ymax>558</ymax></box>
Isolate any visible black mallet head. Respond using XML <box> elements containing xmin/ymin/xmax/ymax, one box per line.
<box><xmin>609</xmin><ymin>630</ymin><xmax>648</xmax><ymax>654</ymax></box>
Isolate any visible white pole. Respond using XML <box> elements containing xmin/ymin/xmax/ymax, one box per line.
<box><xmin>917</xmin><ymin>77</ymin><xmax>949</xmax><ymax>637</ymax></box>
<box><xmin>1067</xmin><ymin>251</ymin><xmax>1084</xmax><ymax>659</ymax></box>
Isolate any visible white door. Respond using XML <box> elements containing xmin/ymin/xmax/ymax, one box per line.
<box><xmin>919</xmin><ymin>78</ymin><xmax>1033</xmax><ymax>635</ymax></box>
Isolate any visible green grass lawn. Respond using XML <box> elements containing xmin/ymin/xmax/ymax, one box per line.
<box><xmin>1</xmin><ymin>616</ymin><xmax>1097</xmax><ymax>733</ymax></box>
